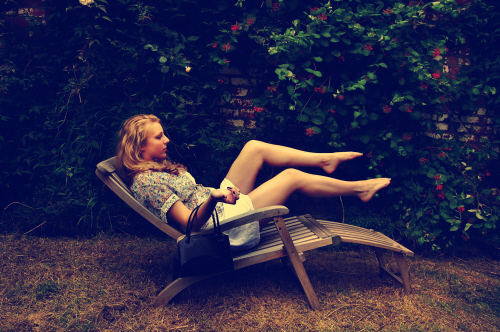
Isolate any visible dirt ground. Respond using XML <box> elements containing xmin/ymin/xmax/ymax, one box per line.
<box><xmin>1</xmin><ymin>235</ymin><xmax>499</xmax><ymax>332</ymax></box>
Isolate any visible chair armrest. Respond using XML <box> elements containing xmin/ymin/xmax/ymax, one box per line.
<box><xmin>191</xmin><ymin>205</ymin><xmax>289</xmax><ymax>236</ymax></box>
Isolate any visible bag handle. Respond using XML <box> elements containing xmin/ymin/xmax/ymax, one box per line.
<box><xmin>185</xmin><ymin>204</ymin><xmax>221</xmax><ymax>244</ymax></box>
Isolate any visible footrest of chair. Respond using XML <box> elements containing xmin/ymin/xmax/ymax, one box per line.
<box><xmin>316</xmin><ymin>216</ymin><xmax>413</xmax><ymax>294</ymax></box>
<box><xmin>316</xmin><ymin>217</ymin><xmax>413</xmax><ymax>257</ymax></box>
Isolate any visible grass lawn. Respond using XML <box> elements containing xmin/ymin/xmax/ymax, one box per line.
<box><xmin>1</xmin><ymin>235</ymin><xmax>499</xmax><ymax>332</ymax></box>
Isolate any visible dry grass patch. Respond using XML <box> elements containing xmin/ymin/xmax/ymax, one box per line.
<box><xmin>1</xmin><ymin>235</ymin><xmax>499</xmax><ymax>332</ymax></box>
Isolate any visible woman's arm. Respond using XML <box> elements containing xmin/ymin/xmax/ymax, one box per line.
<box><xmin>167</xmin><ymin>188</ymin><xmax>239</xmax><ymax>231</ymax></box>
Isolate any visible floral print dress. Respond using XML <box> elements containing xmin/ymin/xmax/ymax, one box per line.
<box><xmin>130</xmin><ymin>170</ymin><xmax>223</xmax><ymax>227</ymax></box>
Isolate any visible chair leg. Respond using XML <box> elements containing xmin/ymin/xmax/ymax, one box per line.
<box><xmin>394</xmin><ymin>252</ymin><xmax>411</xmax><ymax>294</ymax></box>
<box><xmin>374</xmin><ymin>248</ymin><xmax>411</xmax><ymax>294</ymax></box>
<box><xmin>165</xmin><ymin>252</ymin><xmax>177</xmax><ymax>285</ymax></box>
<box><xmin>274</xmin><ymin>217</ymin><xmax>321</xmax><ymax>310</ymax></box>
<box><xmin>374</xmin><ymin>247</ymin><xmax>388</xmax><ymax>276</ymax></box>
<box><xmin>153</xmin><ymin>274</ymin><xmax>215</xmax><ymax>306</ymax></box>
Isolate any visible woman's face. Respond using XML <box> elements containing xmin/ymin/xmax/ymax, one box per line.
<box><xmin>140</xmin><ymin>122</ymin><xmax>170</xmax><ymax>161</ymax></box>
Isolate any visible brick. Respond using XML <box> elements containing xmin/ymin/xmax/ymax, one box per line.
<box><xmin>477</xmin><ymin>108</ymin><xmax>487</xmax><ymax>116</ymax></box>
<box><xmin>219</xmin><ymin>67</ymin><xmax>242</xmax><ymax>75</ymax></box>
<box><xmin>435</xmin><ymin>123</ymin><xmax>448</xmax><ymax>131</ymax></box>
<box><xmin>461</xmin><ymin>116</ymin><xmax>480</xmax><ymax>123</ymax></box>
<box><xmin>226</xmin><ymin>119</ymin><xmax>245</xmax><ymax>127</ymax></box>
<box><xmin>246</xmin><ymin>120</ymin><xmax>257</xmax><ymax>129</ymax></box>
<box><xmin>240</xmin><ymin>109</ymin><xmax>254</xmax><ymax>118</ymax></box>
<box><xmin>459</xmin><ymin>134</ymin><xmax>475</xmax><ymax>141</ymax></box>
<box><xmin>231</xmin><ymin>98</ymin><xmax>253</xmax><ymax>107</ymax></box>
<box><xmin>473</xmin><ymin>126</ymin><xmax>494</xmax><ymax>133</ymax></box>
<box><xmin>231</xmin><ymin>77</ymin><xmax>251</xmax><ymax>85</ymax></box>
<box><xmin>220</xmin><ymin>108</ymin><xmax>239</xmax><ymax>116</ymax></box>
<box><xmin>231</xmin><ymin>88</ymin><xmax>249</xmax><ymax>97</ymax></box>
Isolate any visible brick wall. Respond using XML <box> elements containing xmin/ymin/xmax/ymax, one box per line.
<box><xmin>217</xmin><ymin>67</ymin><xmax>262</xmax><ymax>130</ymax></box>
<box><xmin>219</xmin><ymin>54</ymin><xmax>497</xmax><ymax>146</ymax></box>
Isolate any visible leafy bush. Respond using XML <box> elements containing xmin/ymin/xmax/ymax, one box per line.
<box><xmin>1</xmin><ymin>0</ymin><xmax>499</xmax><ymax>249</ymax></box>
<box><xmin>209</xmin><ymin>0</ymin><xmax>500</xmax><ymax>249</ymax></box>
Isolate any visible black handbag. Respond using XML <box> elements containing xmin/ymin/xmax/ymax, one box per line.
<box><xmin>177</xmin><ymin>204</ymin><xmax>234</xmax><ymax>277</ymax></box>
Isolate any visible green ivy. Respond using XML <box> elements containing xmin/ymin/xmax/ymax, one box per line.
<box><xmin>209</xmin><ymin>0</ymin><xmax>500</xmax><ymax>249</ymax></box>
<box><xmin>1</xmin><ymin>0</ymin><xmax>498</xmax><ymax>249</ymax></box>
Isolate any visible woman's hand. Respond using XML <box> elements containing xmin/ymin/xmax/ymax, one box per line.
<box><xmin>210</xmin><ymin>186</ymin><xmax>240</xmax><ymax>204</ymax></box>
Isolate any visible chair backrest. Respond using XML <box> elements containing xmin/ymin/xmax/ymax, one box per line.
<box><xmin>96</xmin><ymin>157</ymin><xmax>184</xmax><ymax>239</ymax></box>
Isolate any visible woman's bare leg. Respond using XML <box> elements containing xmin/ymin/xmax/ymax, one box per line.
<box><xmin>247</xmin><ymin>168</ymin><xmax>391</xmax><ymax>210</ymax></box>
<box><xmin>225</xmin><ymin>140</ymin><xmax>363</xmax><ymax>194</ymax></box>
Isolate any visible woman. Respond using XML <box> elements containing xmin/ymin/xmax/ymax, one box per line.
<box><xmin>116</xmin><ymin>114</ymin><xmax>390</xmax><ymax>250</ymax></box>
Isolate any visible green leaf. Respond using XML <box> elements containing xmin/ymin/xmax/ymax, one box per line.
<box><xmin>159</xmin><ymin>56</ymin><xmax>167</xmax><ymax>63</ymax></box>
<box><xmin>379</xmin><ymin>63</ymin><xmax>388</xmax><ymax>68</ymax></box>
<box><xmin>449</xmin><ymin>226</ymin><xmax>459</xmax><ymax>232</ymax></box>
<box><xmin>360</xmin><ymin>135</ymin><xmax>370</xmax><ymax>144</ymax></box>
<box><xmin>297</xmin><ymin>114</ymin><xmax>309</xmax><ymax>122</ymax></box>
<box><xmin>312</xmin><ymin>57</ymin><xmax>323</xmax><ymax>62</ymax></box>
<box><xmin>311</xmin><ymin>115</ymin><xmax>325</xmax><ymax>125</ymax></box>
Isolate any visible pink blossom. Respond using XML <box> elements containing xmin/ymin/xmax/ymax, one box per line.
<box><xmin>306</xmin><ymin>128</ymin><xmax>316</xmax><ymax>137</ymax></box>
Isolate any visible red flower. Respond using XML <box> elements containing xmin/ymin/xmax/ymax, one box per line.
<box><xmin>328</xmin><ymin>109</ymin><xmax>336</xmax><ymax>114</ymax></box>
<box><xmin>420</xmin><ymin>158</ymin><xmax>427</xmax><ymax>164</ymax></box>
<box><xmin>383</xmin><ymin>8</ymin><xmax>393</xmax><ymax>14</ymax></box>
<box><xmin>218</xmin><ymin>79</ymin><xmax>225</xmax><ymax>84</ymax></box>
<box><xmin>486</xmin><ymin>170</ymin><xmax>491</xmax><ymax>176</ymax></box>
<box><xmin>436</xmin><ymin>184</ymin><xmax>443</xmax><ymax>190</ymax></box>
<box><xmin>318</xmin><ymin>13</ymin><xmax>327</xmax><ymax>21</ymax></box>
<box><xmin>222</xmin><ymin>43</ymin><xmax>231</xmax><ymax>52</ymax></box>
<box><xmin>438</xmin><ymin>193</ymin><xmax>446</xmax><ymax>199</ymax></box>
<box><xmin>310</xmin><ymin>6</ymin><xmax>320</xmax><ymax>12</ymax></box>
<box><xmin>337</xmin><ymin>95</ymin><xmax>345</xmax><ymax>100</ymax></box>
<box><xmin>458</xmin><ymin>206</ymin><xmax>465</xmax><ymax>212</ymax></box>
<box><xmin>267</xmin><ymin>86</ymin><xmax>277</xmax><ymax>92</ymax></box>
<box><xmin>306</xmin><ymin>128</ymin><xmax>316</xmax><ymax>137</ymax></box>
<box><xmin>438</xmin><ymin>152</ymin><xmax>445</xmax><ymax>158</ymax></box>
<box><xmin>231</xmin><ymin>22</ymin><xmax>240</xmax><ymax>31</ymax></box>
<box><xmin>404</xmin><ymin>105</ymin><xmax>412</xmax><ymax>113</ymax></box>
<box><xmin>402</xmin><ymin>133</ymin><xmax>412</xmax><ymax>141</ymax></box>
<box><xmin>223</xmin><ymin>58</ymin><xmax>230</xmax><ymax>63</ymax></box>
<box><xmin>433</xmin><ymin>48</ymin><xmax>441</xmax><ymax>57</ymax></box>
<box><xmin>314</xmin><ymin>87</ymin><xmax>326</xmax><ymax>93</ymax></box>
<box><xmin>246</xmin><ymin>17</ymin><xmax>255</xmax><ymax>25</ymax></box>
<box><xmin>253</xmin><ymin>106</ymin><xmax>264</xmax><ymax>113</ymax></box>
<box><xmin>212</xmin><ymin>43</ymin><xmax>218</xmax><ymax>48</ymax></box>
<box><xmin>383</xmin><ymin>105</ymin><xmax>392</xmax><ymax>113</ymax></box>
<box><xmin>270</xmin><ymin>2</ymin><xmax>280</xmax><ymax>11</ymax></box>
<box><xmin>432</xmin><ymin>71</ymin><xmax>441</xmax><ymax>79</ymax></box>
<box><xmin>420</xmin><ymin>83</ymin><xmax>429</xmax><ymax>90</ymax></box>
<box><xmin>434</xmin><ymin>174</ymin><xmax>441</xmax><ymax>180</ymax></box>
<box><xmin>338</xmin><ymin>55</ymin><xmax>345</xmax><ymax>62</ymax></box>
<box><xmin>363</xmin><ymin>44</ymin><xmax>373</xmax><ymax>51</ymax></box>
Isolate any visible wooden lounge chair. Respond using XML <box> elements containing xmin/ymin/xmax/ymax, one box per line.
<box><xmin>96</xmin><ymin>157</ymin><xmax>413</xmax><ymax>310</ymax></box>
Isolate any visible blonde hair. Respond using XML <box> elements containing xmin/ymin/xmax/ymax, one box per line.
<box><xmin>116</xmin><ymin>114</ymin><xmax>185</xmax><ymax>185</ymax></box>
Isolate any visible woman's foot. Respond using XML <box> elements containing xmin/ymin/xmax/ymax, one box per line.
<box><xmin>320</xmin><ymin>152</ymin><xmax>363</xmax><ymax>174</ymax></box>
<box><xmin>358</xmin><ymin>178</ymin><xmax>391</xmax><ymax>202</ymax></box>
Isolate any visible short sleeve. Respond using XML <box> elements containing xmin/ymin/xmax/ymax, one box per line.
<box><xmin>131</xmin><ymin>172</ymin><xmax>180</xmax><ymax>221</ymax></box>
